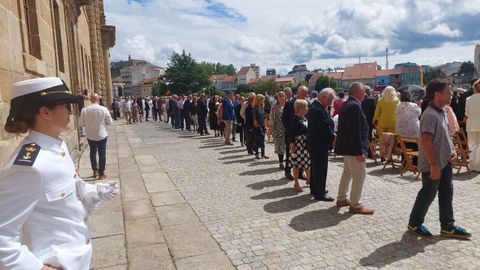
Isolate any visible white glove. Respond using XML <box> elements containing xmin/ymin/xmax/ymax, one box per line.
<box><xmin>97</xmin><ymin>181</ymin><xmax>119</xmax><ymax>200</ymax></box>
<box><xmin>76</xmin><ymin>180</ymin><xmax>100</xmax><ymax>213</ymax></box>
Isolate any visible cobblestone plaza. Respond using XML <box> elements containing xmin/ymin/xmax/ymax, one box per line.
<box><xmin>89</xmin><ymin>120</ymin><xmax>480</xmax><ymax>270</ymax></box>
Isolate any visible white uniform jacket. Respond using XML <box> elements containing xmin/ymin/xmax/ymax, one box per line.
<box><xmin>0</xmin><ymin>130</ymin><xmax>92</xmax><ymax>270</ymax></box>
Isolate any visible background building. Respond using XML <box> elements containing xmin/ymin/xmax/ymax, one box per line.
<box><xmin>266</xmin><ymin>68</ymin><xmax>276</xmax><ymax>76</ymax></box>
<box><xmin>341</xmin><ymin>62</ymin><xmax>377</xmax><ymax>89</ymax></box>
<box><xmin>394</xmin><ymin>63</ymin><xmax>424</xmax><ymax>86</ymax></box>
<box><xmin>288</xmin><ymin>64</ymin><xmax>311</xmax><ymax>85</ymax></box>
<box><xmin>0</xmin><ymin>0</ymin><xmax>115</xmax><ymax>167</ymax></box>
<box><xmin>237</xmin><ymin>65</ymin><xmax>259</xmax><ymax>85</ymax></box>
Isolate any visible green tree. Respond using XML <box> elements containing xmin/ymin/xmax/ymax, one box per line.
<box><xmin>110</xmin><ymin>67</ymin><xmax>120</xmax><ymax>78</ymax></box>
<box><xmin>459</xmin><ymin>61</ymin><xmax>475</xmax><ymax>75</ymax></box>
<box><xmin>151</xmin><ymin>83</ymin><xmax>168</xmax><ymax>96</ymax></box>
<box><xmin>334</xmin><ymin>87</ymin><xmax>344</xmax><ymax>93</ymax></box>
<box><xmin>424</xmin><ymin>68</ymin><xmax>446</xmax><ymax>83</ymax></box>
<box><xmin>254</xmin><ymin>79</ymin><xmax>278</xmax><ymax>95</ymax></box>
<box><xmin>198</xmin><ymin>61</ymin><xmax>236</xmax><ymax>76</ymax></box>
<box><xmin>315</xmin><ymin>76</ymin><xmax>336</xmax><ymax>91</ymax></box>
<box><xmin>163</xmin><ymin>50</ymin><xmax>210</xmax><ymax>95</ymax></box>
<box><xmin>236</xmin><ymin>84</ymin><xmax>251</xmax><ymax>94</ymax></box>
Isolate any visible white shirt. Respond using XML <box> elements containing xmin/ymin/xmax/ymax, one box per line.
<box><xmin>465</xmin><ymin>93</ymin><xmax>480</xmax><ymax>132</ymax></box>
<box><xmin>0</xmin><ymin>130</ymin><xmax>92</xmax><ymax>270</ymax></box>
<box><xmin>79</xmin><ymin>103</ymin><xmax>112</xmax><ymax>141</ymax></box>
<box><xmin>395</xmin><ymin>102</ymin><xmax>421</xmax><ymax>137</ymax></box>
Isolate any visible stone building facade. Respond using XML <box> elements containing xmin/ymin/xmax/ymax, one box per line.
<box><xmin>0</xmin><ymin>0</ymin><xmax>115</xmax><ymax>167</ymax></box>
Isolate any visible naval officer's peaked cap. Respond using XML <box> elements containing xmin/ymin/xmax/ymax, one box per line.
<box><xmin>11</xmin><ymin>77</ymin><xmax>81</xmax><ymax>104</ymax></box>
<box><xmin>7</xmin><ymin>77</ymin><xmax>81</xmax><ymax>123</ymax></box>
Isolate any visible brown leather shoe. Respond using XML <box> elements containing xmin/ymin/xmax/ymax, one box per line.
<box><xmin>93</xmin><ymin>171</ymin><xmax>99</xmax><ymax>177</ymax></box>
<box><xmin>336</xmin><ymin>199</ymin><xmax>351</xmax><ymax>207</ymax></box>
<box><xmin>349</xmin><ymin>204</ymin><xmax>374</xmax><ymax>215</ymax></box>
<box><xmin>98</xmin><ymin>174</ymin><xmax>107</xmax><ymax>180</ymax></box>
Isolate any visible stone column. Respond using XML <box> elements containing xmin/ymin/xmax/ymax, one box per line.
<box><xmin>104</xmin><ymin>48</ymin><xmax>113</xmax><ymax>105</ymax></box>
<box><xmin>101</xmin><ymin>24</ymin><xmax>115</xmax><ymax>105</ymax></box>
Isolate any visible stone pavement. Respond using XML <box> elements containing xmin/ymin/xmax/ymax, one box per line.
<box><xmin>80</xmin><ymin>120</ymin><xmax>480</xmax><ymax>269</ymax></box>
<box><xmin>77</xmin><ymin>122</ymin><xmax>234</xmax><ymax>270</ymax></box>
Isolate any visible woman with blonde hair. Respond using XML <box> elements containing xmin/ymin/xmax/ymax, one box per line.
<box><xmin>252</xmin><ymin>94</ymin><xmax>269</xmax><ymax>159</ymax></box>
<box><xmin>288</xmin><ymin>99</ymin><xmax>311</xmax><ymax>192</ymax></box>
<box><xmin>374</xmin><ymin>86</ymin><xmax>400</xmax><ymax>136</ymax></box>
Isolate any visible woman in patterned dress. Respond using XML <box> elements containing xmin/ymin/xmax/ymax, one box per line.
<box><xmin>270</xmin><ymin>91</ymin><xmax>287</xmax><ymax>169</ymax></box>
<box><xmin>288</xmin><ymin>99</ymin><xmax>311</xmax><ymax>192</ymax></box>
<box><xmin>132</xmin><ymin>98</ymin><xmax>139</xmax><ymax>123</ymax></box>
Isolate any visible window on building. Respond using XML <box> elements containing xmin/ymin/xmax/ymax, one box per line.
<box><xmin>24</xmin><ymin>0</ymin><xmax>41</xmax><ymax>59</ymax></box>
<box><xmin>53</xmin><ymin>1</ymin><xmax>64</xmax><ymax>72</ymax></box>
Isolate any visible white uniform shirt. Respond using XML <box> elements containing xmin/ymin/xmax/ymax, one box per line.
<box><xmin>79</xmin><ymin>103</ymin><xmax>112</xmax><ymax>141</ymax></box>
<box><xmin>0</xmin><ymin>130</ymin><xmax>92</xmax><ymax>270</ymax></box>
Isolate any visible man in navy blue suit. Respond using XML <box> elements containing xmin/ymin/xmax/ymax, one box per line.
<box><xmin>335</xmin><ymin>82</ymin><xmax>374</xmax><ymax>215</ymax></box>
<box><xmin>307</xmin><ymin>88</ymin><xmax>336</xmax><ymax>201</ymax></box>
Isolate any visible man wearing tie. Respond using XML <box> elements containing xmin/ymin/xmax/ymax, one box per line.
<box><xmin>307</xmin><ymin>88</ymin><xmax>336</xmax><ymax>201</ymax></box>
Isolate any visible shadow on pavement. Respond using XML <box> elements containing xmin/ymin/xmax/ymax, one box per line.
<box><xmin>217</xmin><ymin>154</ymin><xmax>248</xmax><ymax>160</ymax></box>
<box><xmin>250</xmin><ymin>187</ymin><xmax>297</xmax><ymax>200</ymax></box>
<box><xmin>222</xmin><ymin>158</ymin><xmax>256</xmax><ymax>165</ymax></box>
<box><xmin>178</xmin><ymin>134</ymin><xmax>198</xmax><ymax>138</ymax></box>
<box><xmin>246</xmin><ymin>178</ymin><xmax>290</xmax><ymax>190</ymax></box>
<box><xmin>239</xmin><ymin>167</ymin><xmax>281</xmax><ymax>176</ymax></box>
<box><xmin>368</xmin><ymin>167</ymin><xmax>401</xmax><ymax>176</ymax></box>
<box><xmin>199</xmin><ymin>143</ymin><xmax>226</xmax><ymax>149</ymax></box>
<box><xmin>247</xmin><ymin>160</ymin><xmax>279</xmax><ymax>166</ymax></box>
<box><xmin>359</xmin><ymin>232</ymin><xmax>449</xmax><ymax>267</ymax></box>
<box><xmin>218</xmin><ymin>149</ymin><xmax>246</xmax><ymax>155</ymax></box>
<box><xmin>289</xmin><ymin>206</ymin><xmax>350</xmax><ymax>231</ymax></box>
<box><xmin>192</xmin><ymin>136</ymin><xmax>215</xmax><ymax>140</ymax></box>
<box><xmin>263</xmin><ymin>194</ymin><xmax>315</xmax><ymax>213</ymax></box>
<box><xmin>453</xmin><ymin>172</ymin><xmax>479</xmax><ymax>181</ymax></box>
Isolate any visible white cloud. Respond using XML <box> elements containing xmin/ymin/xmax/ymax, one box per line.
<box><xmin>123</xmin><ymin>35</ymin><xmax>156</xmax><ymax>62</ymax></box>
<box><xmin>105</xmin><ymin>0</ymin><xmax>480</xmax><ymax>74</ymax></box>
<box><xmin>429</xmin><ymin>24</ymin><xmax>462</xmax><ymax>38</ymax></box>
<box><xmin>232</xmin><ymin>36</ymin><xmax>283</xmax><ymax>54</ymax></box>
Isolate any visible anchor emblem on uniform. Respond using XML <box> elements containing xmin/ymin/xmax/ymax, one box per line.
<box><xmin>23</xmin><ymin>144</ymin><xmax>37</xmax><ymax>160</ymax></box>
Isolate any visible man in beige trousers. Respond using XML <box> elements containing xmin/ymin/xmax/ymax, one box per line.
<box><xmin>334</xmin><ymin>82</ymin><xmax>374</xmax><ymax>215</ymax></box>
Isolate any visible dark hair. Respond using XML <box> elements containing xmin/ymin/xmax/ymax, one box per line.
<box><xmin>425</xmin><ymin>79</ymin><xmax>447</xmax><ymax>101</ymax></box>
<box><xmin>225</xmin><ymin>90</ymin><xmax>233</xmax><ymax>95</ymax></box>
<box><xmin>338</xmin><ymin>92</ymin><xmax>345</xmax><ymax>98</ymax></box>
<box><xmin>4</xmin><ymin>104</ymin><xmax>56</xmax><ymax>134</ymax></box>
<box><xmin>471</xmin><ymin>78</ymin><xmax>478</xmax><ymax>87</ymax></box>
<box><xmin>400</xmin><ymin>90</ymin><xmax>411</xmax><ymax>102</ymax></box>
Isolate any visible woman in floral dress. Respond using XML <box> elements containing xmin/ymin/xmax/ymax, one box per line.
<box><xmin>270</xmin><ymin>91</ymin><xmax>287</xmax><ymax>169</ymax></box>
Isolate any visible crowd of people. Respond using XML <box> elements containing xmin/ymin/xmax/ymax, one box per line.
<box><xmin>110</xmin><ymin>79</ymin><xmax>479</xmax><ymax>237</ymax></box>
<box><xmin>1</xmin><ymin>77</ymin><xmax>478</xmax><ymax>270</ymax></box>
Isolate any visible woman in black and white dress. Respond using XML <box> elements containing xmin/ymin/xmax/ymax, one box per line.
<box><xmin>288</xmin><ymin>99</ymin><xmax>311</xmax><ymax>192</ymax></box>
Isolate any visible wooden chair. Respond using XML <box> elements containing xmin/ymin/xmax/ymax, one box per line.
<box><xmin>381</xmin><ymin>132</ymin><xmax>402</xmax><ymax>170</ymax></box>
<box><xmin>451</xmin><ymin>131</ymin><xmax>471</xmax><ymax>175</ymax></box>
<box><xmin>397</xmin><ymin>135</ymin><xmax>420</xmax><ymax>179</ymax></box>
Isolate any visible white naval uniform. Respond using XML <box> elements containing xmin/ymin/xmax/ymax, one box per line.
<box><xmin>0</xmin><ymin>130</ymin><xmax>92</xmax><ymax>270</ymax></box>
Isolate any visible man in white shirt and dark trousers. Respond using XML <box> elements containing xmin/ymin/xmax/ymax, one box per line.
<box><xmin>79</xmin><ymin>94</ymin><xmax>113</xmax><ymax>179</ymax></box>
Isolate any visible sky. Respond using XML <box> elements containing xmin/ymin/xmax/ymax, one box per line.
<box><xmin>104</xmin><ymin>0</ymin><xmax>480</xmax><ymax>75</ymax></box>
